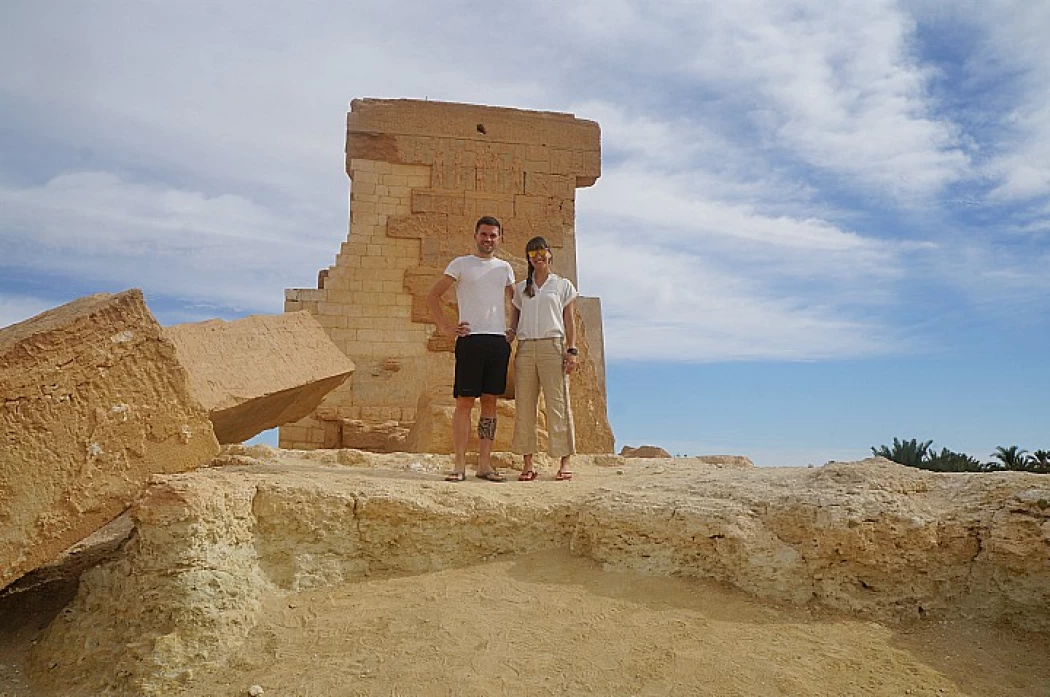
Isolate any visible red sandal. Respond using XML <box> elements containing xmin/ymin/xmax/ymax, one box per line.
<box><xmin>518</xmin><ymin>470</ymin><xmax>539</xmax><ymax>482</ymax></box>
<box><xmin>555</xmin><ymin>470</ymin><xmax>573</xmax><ymax>481</ymax></box>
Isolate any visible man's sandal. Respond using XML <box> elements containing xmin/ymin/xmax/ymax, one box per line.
<box><xmin>444</xmin><ymin>471</ymin><xmax>467</xmax><ymax>482</ymax></box>
<box><xmin>554</xmin><ymin>470</ymin><xmax>573</xmax><ymax>481</ymax></box>
<box><xmin>518</xmin><ymin>469</ymin><xmax>539</xmax><ymax>482</ymax></box>
<box><xmin>475</xmin><ymin>471</ymin><xmax>506</xmax><ymax>482</ymax></box>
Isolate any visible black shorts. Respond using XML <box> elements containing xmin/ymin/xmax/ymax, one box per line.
<box><xmin>454</xmin><ymin>334</ymin><xmax>511</xmax><ymax>398</ymax></box>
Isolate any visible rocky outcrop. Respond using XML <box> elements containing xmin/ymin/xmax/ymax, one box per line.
<box><xmin>694</xmin><ymin>454</ymin><xmax>754</xmax><ymax>468</ymax></box>
<box><xmin>27</xmin><ymin>455</ymin><xmax>1050</xmax><ymax>696</ymax></box>
<box><xmin>0</xmin><ymin>290</ymin><xmax>219</xmax><ymax>591</ymax></box>
<box><xmin>620</xmin><ymin>445</ymin><xmax>672</xmax><ymax>458</ymax></box>
<box><xmin>163</xmin><ymin>312</ymin><xmax>355</xmax><ymax>444</ymax></box>
<box><xmin>573</xmin><ymin>459</ymin><xmax>1050</xmax><ymax>626</ymax></box>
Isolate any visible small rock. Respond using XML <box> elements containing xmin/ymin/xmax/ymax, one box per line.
<box><xmin>616</xmin><ymin>469</ymin><xmax>624</xmax><ymax>475</ymax></box>
<box><xmin>248</xmin><ymin>684</ymin><xmax>264</xmax><ymax>697</ymax></box>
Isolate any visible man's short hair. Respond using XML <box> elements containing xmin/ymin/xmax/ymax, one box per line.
<box><xmin>475</xmin><ymin>215</ymin><xmax>501</xmax><ymax>233</ymax></box>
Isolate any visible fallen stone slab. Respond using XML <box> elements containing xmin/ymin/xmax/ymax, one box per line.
<box><xmin>163</xmin><ymin>311</ymin><xmax>355</xmax><ymax>444</ymax></box>
<box><xmin>0</xmin><ymin>290</ymin><xmax>219</xmax><ymax>591</ymax></box>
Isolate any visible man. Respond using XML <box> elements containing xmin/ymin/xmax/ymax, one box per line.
<box><xmin>427</xmin><ymin>216</ymin><xmax>515</xmax><ymax>482</ymax></box>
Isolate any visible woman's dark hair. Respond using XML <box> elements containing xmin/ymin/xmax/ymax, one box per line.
<box><xmin>524</xmin><ymin>236</ymin><xmax>551</xmax><ymax>298</ymax></box>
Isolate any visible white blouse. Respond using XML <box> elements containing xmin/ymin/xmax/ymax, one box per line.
<box><xmin>512</xmin><ymin>274</ymin><xmax>578</xmax><ymax>340</ymax></box>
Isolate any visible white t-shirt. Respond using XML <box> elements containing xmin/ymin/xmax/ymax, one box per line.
<box><xmin>512</xmin><ymin>274</ymin><xmax>578</xmax><ymax>340</ymax></box>
<box><xmin>443</xmin><ymin>255</ymin><xmax>515</xmax><ymax>335</ymax></box>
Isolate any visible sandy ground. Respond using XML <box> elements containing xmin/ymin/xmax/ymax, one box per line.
<box><xmin>184</xmin><ymin>552</ymin><xmax>1050</xmax><ymax>697</ymax></box>
<box><xmin>5</xmin><ymin>550</ymin><xmax>1046</xmax><ymax>697</ymax></box>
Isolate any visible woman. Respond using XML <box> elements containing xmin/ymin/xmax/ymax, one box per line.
<box><xmin>507</xmin><ymin>236</ymin><xmax>578</xmax><ymax>481</ymax></box>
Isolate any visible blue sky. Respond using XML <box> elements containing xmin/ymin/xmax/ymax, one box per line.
<box><xmin>2</xmin><ymin>0</ymin><xmax>1047</xmax><ymax>466</ymax></box>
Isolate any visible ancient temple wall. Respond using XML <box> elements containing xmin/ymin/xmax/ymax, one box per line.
<box><xmin>280</xmin><ymin>99</ymin><xmax>613</xmax><ymax>452</ymax></box>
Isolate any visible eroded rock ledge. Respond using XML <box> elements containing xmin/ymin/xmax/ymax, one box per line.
<box><xmin>29</xmin><ymin>453</ymin><xmax>1050</xmax><ymax>696</ymax></box>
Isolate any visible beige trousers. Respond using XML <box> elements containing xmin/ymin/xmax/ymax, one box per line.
<box><xmin>511</xmin><ymin>337</ymin><xmax>576</xmax><ymax>457</ymax></box>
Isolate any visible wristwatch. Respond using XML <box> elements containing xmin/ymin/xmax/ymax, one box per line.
<box><xmin>566</xmin><ymin>347</ymin><xmax>579</xmax><ymax>356</ymax></box>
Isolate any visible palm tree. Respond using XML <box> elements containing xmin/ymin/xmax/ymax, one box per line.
<box><xmin>872</xmin><ymin>438</ymin><xmax>933</xmax><ymax>468</ymax></box>
<box><xmin>1029</xmin><ymin>449</ymin><xmax>1050</xmax><ymax>474</ymax></box>
<box><xmin>991</xmin><ymin>445</ymin><xmax>1031</xmax><ymax>471</ymax></box>
<box><xmin>925</xmin><ymin>448</ymin><xmax>983</xmax><ymax>472</ymax></box>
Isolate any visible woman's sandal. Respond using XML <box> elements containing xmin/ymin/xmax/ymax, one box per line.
<box><xmin>555</xmin><ymin>470</ymin><xmax>573</xmax><ymax>481</ymax></box>
<box><xmin>518</xmin><ymin>469</ymin><xmax>539</xmax><ymax>482</ymax></box>
<box><xmin>444</xmin><ymin>471</ymin><xmax>467</xmax><ymax>482</ymax></box>
<box><xmin>475</xmin><ymin>471</ymin><xmax>507</xmax><ymax>483</ymax></box>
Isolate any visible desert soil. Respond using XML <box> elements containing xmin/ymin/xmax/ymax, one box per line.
<box><xmin>4</xmin><ymin>548</ymin><xmax>1047</xmax><ymax>697</ymax></box>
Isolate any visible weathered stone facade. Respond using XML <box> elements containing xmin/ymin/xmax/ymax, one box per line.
<box><xmin>281</xmin><ymin>99</ymin><xmax>614</xmax><ymax>453</ymax></box>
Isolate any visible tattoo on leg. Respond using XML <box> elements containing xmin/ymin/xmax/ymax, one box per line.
<box><xmin>477</xmin><ymin>416</ymin><xmax>497</xmax><ymax>441</ymax></box>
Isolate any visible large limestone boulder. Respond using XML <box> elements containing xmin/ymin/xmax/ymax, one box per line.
<box><xmin>163</xmin><ymin>311</ymin><xmax>355</xmax><ymax>444</ymax></box>
<box><xmin>0</xmin><ymin>290</ymin><xmax>219</xmax><ymax>590</ymax></box>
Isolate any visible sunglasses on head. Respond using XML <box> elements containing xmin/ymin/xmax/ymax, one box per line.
<box><xmin>527</xmin><ymin>249</ymin><xmax>550</xmax><ymax>259</ymax></box>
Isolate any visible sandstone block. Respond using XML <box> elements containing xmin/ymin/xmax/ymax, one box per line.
<box><xmin>340</xmin><ymin>419</ymin><xmax>409</xmax><ymax>452</ymax></box>
<box><xmin>163</xmin><ymin>312</ymin><xmax>355</xmax><ymax>444</ymax></box>
<box><xmin>0</xmin><ymin>290</ymin><xmax>219</xmax><ymax>590</ymax></box>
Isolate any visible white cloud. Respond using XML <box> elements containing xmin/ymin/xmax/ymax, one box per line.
<box><xmin>552</xmin><ymin>0</ymin><xmax>971</xmax><ymax>202</ymax></box>
<box><xmin>571</xmin><ymin>100</ymin><xmax>928</xmax><ymax>361</ymax></box>
<box><xmin>0</xmin><ymin>172</ymin><xmax>339</xmax><ymax>313</ymax></box>
<box><xmin>577</xmin><ymin>220</ymin><xmax>915</xmax><ymax>362</ymax></box>
<box><xmin>586</xmin><ymin>164</ymin><xmax>879</xmax><ymax>253</ymax></box>
<box><xmin>913</xmin><ymin>0</ymin><xmax>1050</xmax><ymax>203</ymax></box>
<box><xmin>987</xmin><ymin>100</ymin><xmax>1050</xmax><ymax>202</ymax></box>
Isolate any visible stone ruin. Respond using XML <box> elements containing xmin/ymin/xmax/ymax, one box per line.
<box><xmin>281</xmin><ymin>98</ymin><xmax>615</xmax><ymax>455</ymax></box>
